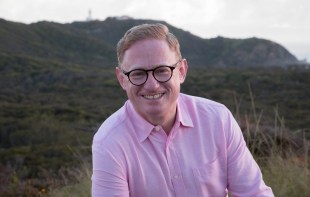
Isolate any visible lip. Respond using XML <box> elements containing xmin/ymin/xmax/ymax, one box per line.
<box><xmin>142</xmin><ymin>93</ymin><xmax>164</xmax><ymax>100</ymax></box>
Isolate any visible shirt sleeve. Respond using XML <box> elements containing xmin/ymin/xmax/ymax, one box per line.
<box><xmin>225</xmin><ymin>111</ymin><xmax>274</xmax><ymax>197</ymax></box>
<box><xmin>92</xmin><ymin>142</ymin><xmax>129</xmax><ymax>197</ymax></box>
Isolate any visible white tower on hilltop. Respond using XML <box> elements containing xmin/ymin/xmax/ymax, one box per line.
<box><xmin>86</xmin><ymin>9</ymin><xmax>92</xmax><ymax>21</ymax></box>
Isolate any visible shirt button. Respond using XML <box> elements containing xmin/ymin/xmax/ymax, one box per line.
<box><xmin>174</xmin><ymin>175</ymin><xmax>179</xmax><ymax>179</ymax></box>
<box><xmin>154</xmin><ymin>126</ymin><xmax>160</xmax><ymax>131</ymax></box>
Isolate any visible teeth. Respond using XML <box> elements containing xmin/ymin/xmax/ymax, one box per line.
<box><xmin>144</xmin><ymin>93</ymin><xmax>163</xmax><ymax>100</ymax></box>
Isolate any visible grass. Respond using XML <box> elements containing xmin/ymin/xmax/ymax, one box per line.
<box><xmin>262</xmin><ymin>155</ymin><xmax>309</xmax><ymax>196</ymax></box>
<box><xmin>233</xmin><ymin>84</ymin><xmax>310</xmax><ymax>196</ymax></box>
<box><xmin>46</xmin><ymin>167</ymin><xmax>91</xmax><ymax>197</ymax></box>
<box><xmin>44</xmin><ymin>148</ymin><xmax>92</xmax><ymax>197</ymax></box>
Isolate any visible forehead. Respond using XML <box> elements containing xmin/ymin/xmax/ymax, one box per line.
<box><xmin>122</xmin><ymin>39</ymin><xmax>177</xmax><ymax>70</ymax></box>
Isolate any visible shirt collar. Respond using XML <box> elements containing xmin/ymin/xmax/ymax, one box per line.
<box><xmin>176</xmin><ymin>94</ymin><xmax>194</xmax><ymax>128</ymax></box>
<box><xmin>126</xmin><ymin>94</ymin><xmax>194</xmax><ymax>143</ymax></box>
<box><xmin>126</xmin><ymin>101</ymin><xmax>154</xmax><ymax>143</ymax></box>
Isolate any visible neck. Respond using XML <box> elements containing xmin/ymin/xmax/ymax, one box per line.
<box><xmin>145</xmin><ymin>107</ymin><xmax>177</xmax><ymax>135</ymax></box>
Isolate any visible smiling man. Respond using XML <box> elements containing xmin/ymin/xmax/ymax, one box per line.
<box><xmin>92</xmin><ymin>23</ymin><xmax>274</xmax><ymax>197</ymax></box>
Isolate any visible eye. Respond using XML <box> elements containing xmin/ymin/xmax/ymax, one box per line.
<box><xmin>155</xmin><ymin>67</ymin><xmax>170</xmax><ymax>75</ymax></box>
<box><xmin>130</xmin><ymin>70</ymin><xmax>146</xmax><ymax>78</ymax></box>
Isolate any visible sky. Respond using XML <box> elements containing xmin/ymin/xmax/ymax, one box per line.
<box><xmin>0</xmin><ymin>0</ymin><xmax>309</xmax><ymax>61</ymax></box>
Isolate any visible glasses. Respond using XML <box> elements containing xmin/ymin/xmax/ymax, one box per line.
<box><xmin>122</xmin><ymin>60</ymin><xmax>182</xmax><ymax>86</ymax></box>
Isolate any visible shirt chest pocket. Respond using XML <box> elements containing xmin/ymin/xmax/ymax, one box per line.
<box><xmin>192</xmin><ymin>158</ymin><xmax>228</xmax><ymax>197</ymax></box>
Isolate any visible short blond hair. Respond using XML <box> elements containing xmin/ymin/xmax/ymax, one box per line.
<box><xmin>117</xmin><ymin>23</ymin><xmax>181</xmax><ymax>65</ymax></box>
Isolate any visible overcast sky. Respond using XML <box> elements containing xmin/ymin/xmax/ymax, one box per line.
<box><xmin>0</xmin><ymin>0</ymin><xmax>309</xmax><ymax>61</ymax></box>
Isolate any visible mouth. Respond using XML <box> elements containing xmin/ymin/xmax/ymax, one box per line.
<box><xmin>142</xmin><ymin>93</ymin><xmax>164</xmax><ymax>100</ymax></box>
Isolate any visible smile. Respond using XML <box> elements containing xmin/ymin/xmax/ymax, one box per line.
<box><xmin>143</xmin><ymin>93</ymin><xmax>164</xmax><ymax>100</ymax></box>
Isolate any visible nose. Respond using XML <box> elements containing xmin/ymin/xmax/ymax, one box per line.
<box><xmin>143</xmin><ymin>71</ymin><xmax>160</xmax><ymax>89</ymax></box>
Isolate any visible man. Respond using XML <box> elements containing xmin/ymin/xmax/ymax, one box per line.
<box><xmin>92</xmin><ymin>23</ymin><xmax>274</xmax><ymax>197</ymax></box>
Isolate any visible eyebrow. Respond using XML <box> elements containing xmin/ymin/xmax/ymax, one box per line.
<box><xmin>124</xmin><ymin>63</ymin><xmax>170</xmax><ymax>72</ymax></box>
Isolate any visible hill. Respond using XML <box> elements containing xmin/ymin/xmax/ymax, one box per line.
<box><xmin>0</xmin><ymin>17</ymin><xmax>300</xmax><ymax>67</ymax></box>
<box><xmin>70</xmin><ymin>17</ymin><xmax>300</xmax><ymax>67</ymax></box>
<box><xmin>0</xmin><ymin>19</ymin><xmax>116</xmax><ymax>67</ymax></box>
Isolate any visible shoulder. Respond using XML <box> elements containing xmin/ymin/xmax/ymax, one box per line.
<box><xmin>179</xmin><ymin>93</ymin><xmax>230</xmax><ymax>116</ymax></box>
<box><xmin>178</xmin><ymin>93</ymin><xmax>237</xmax><ymax>133</ymax></box>
<box><xmin>92</xmin><ymin>102</ymin><xmax>129</xmax><ymax>146</ymax></box>
<box><xmin>179</xmin><ymin>94</ymin><xmax>242</xmax><ymax>148</ymax></box>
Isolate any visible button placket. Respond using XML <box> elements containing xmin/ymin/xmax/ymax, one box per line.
<box><xmin>166</xmin><ymin>139</ymin><xmax>187</xmax><ymax>196</ymax></box>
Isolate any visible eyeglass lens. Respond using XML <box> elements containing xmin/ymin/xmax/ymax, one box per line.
<box><xmin>129</xmin><ymin>66</ymin><xmax>173</xmax><ymax>85</ymax></box>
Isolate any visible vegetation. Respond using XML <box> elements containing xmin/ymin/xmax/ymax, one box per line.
<box><xmin>0</xmin><ymin>54</ymin><xmax>309</xmax><ymax>195</ymax></box>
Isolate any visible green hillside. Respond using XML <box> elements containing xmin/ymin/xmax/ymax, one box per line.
<box><xmin>1</xmin><ymin>17</ymin><xmax>300</xmax><ymax>68</ymax></box>
<box><xmin>69</xmin><ymin>17</ymin><xmax>299</xmax><ymax>67</ymax></box>
<box><xmin>0</xmin><ymin>19</ymin><xmax>116</xmax><ymax>67</ymax></box>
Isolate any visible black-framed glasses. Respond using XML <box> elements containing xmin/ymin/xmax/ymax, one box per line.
<box><xmin>122</xmin><ymin>60</ymin><xmax>182</xmax><ymax>86</ymax></box>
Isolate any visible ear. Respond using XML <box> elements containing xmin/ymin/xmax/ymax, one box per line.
<box><xmin>116</xmin><ymin>67</ymin><xmax>128</xmax><ymax>90</ymax></box>
<box><xmin>178</xmin><ymin>59</ymin><xmax>188</xmax><ymax>84</ymax></box>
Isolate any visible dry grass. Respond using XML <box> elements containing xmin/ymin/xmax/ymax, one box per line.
<box><xmin>234</xmin><ymin>84</ymin><xmax>310</xmax><ymax>196</ymax></box>
<box><xmin>45</xmin><ymin>150</ymin><xmax>92</xmax><ymax>197</ymax></box>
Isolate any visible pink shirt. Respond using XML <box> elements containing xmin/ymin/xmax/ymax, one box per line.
<box><xmin>92</xmin><ymin>94</ymin><xmax>273</xmax><ymax>197</ymax></box>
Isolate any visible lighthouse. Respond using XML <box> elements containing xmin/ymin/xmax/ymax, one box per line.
<box><xmin>86</xmin><ymin>9</ymin><xmax>92</xmax><ymax>21</ymax></box>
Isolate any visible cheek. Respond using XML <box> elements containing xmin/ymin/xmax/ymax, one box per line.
<box><xmin>166</xmin><ymin>81</ymin><xmax>181</xmax><ymax>94</ymax></box>
<box><xmin>170</xmin><ymin>75</ymin><xmax>182</xmax><ymax>87</ymax></box>
<box><xmin>125</xmin><ymin>86</ymin><xmax>139</xmax><ymax>97</ymax></box>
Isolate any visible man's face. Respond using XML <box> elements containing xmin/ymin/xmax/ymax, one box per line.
<box><xmin>116</xmin><ymin>39</ymin><xmax>188</xmax><ymax>124</ymax></box>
